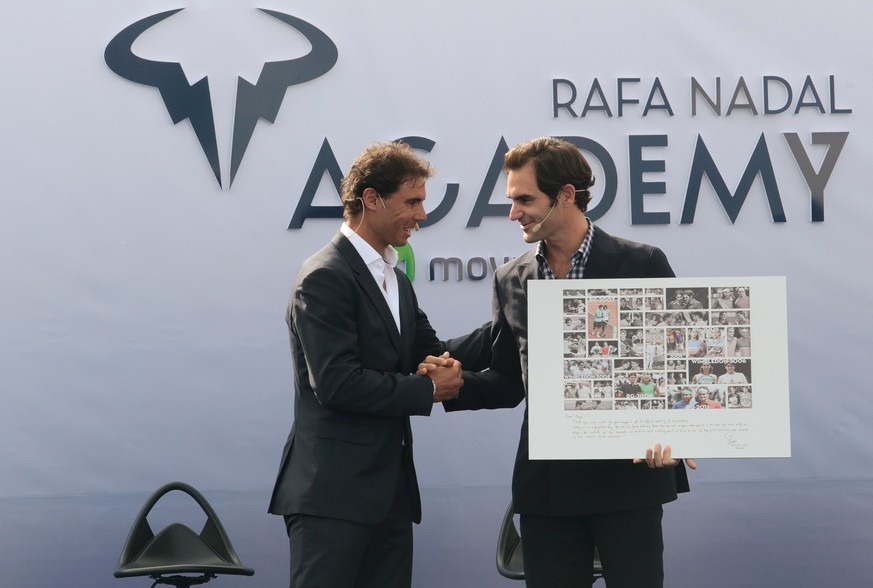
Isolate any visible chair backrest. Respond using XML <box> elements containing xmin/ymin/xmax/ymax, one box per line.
<box><xmin>495</xmin><ymin>500</ymin><xmax>604</xmax><ymax>584</ymax></box>
<box><xmin>115</xmin><ymin>481</ymin><xmax>254</xmax><ymax>579</ymax></box>
<box><xmin>496</xmin><ymin>502</ymin><xmax>524</xmax><ymax>579</ymax></box>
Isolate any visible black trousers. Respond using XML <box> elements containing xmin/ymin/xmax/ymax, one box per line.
<box><xmin>520</xmin><ymin>505</ymin><xmax>664</xmax><ymax>588</ymax></box>
<box><xmin>284</xmin><ymin>469</ymin><xmax>413</xmax><ymax>588</ymax></box>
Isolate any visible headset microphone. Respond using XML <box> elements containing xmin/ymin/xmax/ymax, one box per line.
<box><xmin>531</xmin><ymin>200</ymin><xmax>558</xmax><ymax>233</ymax></box>
<box><xmin>414</xmin><ymin>223</ymin><xmax>420</xmax><ymax>231</ymax></box>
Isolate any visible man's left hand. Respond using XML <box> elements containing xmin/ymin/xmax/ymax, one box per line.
<box><xmin>633</xmin><ymin>444</ymin><xmax>697</xmax><ymax>470</ymax></box>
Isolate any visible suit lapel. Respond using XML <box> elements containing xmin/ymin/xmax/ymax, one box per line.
<box><xmin>332</xmin><ymin>233</ymin><xmax>404</xmax><ymax>355</ymax></box>
<box><xmin>582</xmin><ymin>227</ymin><xmax>620</xmax><ymax>279</ymax></box>
<box><xmin>397</xmin><ymin>271</ymin><xmax>416</xmax><ymax>370</ymax></box>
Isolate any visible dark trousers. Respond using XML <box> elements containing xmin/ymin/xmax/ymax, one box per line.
<box><xmin>520</xmin><ymin>505</ymin><xmax>664</xmax><ymax>588</ymax></box>
<box><xmin>284</xmin><ymin>469</ymin><xmax>413</xmax><ymax>588</ymax></box>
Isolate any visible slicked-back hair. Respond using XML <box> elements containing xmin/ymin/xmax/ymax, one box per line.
<box><xmin>341</xmin><ymin>142</ymin><xmax>433</xmax><ymax>218</ymax></box>
<box><xmin>504</xmin><ymin>137</ymin><xmax>595</xmax><ymax>212</ymax></box>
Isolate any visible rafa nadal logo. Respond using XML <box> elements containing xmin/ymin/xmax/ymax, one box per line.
<box><xmin>104</xmin><ymin>8</ymin><xmax>338</xmax><ymax>188</ymax></box>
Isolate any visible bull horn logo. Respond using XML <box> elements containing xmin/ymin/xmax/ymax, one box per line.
<box><xmin>105</xmin><ymin>8</ymin><xmax>338</xmax><ymax>188</ymax></box>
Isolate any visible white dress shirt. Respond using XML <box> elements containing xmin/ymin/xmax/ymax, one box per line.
<box><xmin>340</xmin><ymin>223</ymin><xmax>401</xmax><ymax>332</ymax></box>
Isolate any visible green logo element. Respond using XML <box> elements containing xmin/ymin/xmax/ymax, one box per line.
<box><xmin>394</xmin><ymin>243</ymin><xmax>416</xmax><ymax>282</ymax></box>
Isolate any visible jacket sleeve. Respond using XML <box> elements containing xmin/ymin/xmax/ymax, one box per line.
<box><xmin>444</xmin><ymin>276</ymin><xmax>525</xmax><ymax>411</ymax></box>
<box><xmin>443</xmin><ymin>321</ymin><xmax>493</xmax><ymax>372</ymax></box>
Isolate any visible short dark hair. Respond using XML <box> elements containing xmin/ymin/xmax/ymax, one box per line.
<box><xmin>341</xmin><ymin>142</ymin><xmax>433</xmax><ymax>218</ymax></box>
<box><xmin>503</xmin><ymin>137</ymin><xmax>595</xmax><ymax>212</ymax></box>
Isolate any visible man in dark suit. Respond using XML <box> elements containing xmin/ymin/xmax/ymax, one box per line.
<box><xmin>442</xmin><ymin>137</ymin><xmax>696</xmax><ymax>588</ymax></box>
<box><xmin>268</xmin><ymin>142</ymin><xmax>487</xmax><ymax>588</ymax></box>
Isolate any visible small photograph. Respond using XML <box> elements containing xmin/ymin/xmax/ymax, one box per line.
<box><xmin>663</xmin><ymin>311</ymin><xmax>690</xmax><ymax>326</ymax></box>
<box><xmin>563</xmin><ymin>298</ymin><xmax>586</xmax><ymax>315</ymax></box>
<box><xmin>563</xmin><ymin>332</ymin><xmax>586</xmax><ymax>357</ymax></box>
<box><xmin>590</xmin><ymin>359</ymin><xmax>613</xmax><ymax>379</ymax></box>
<box><xmin>719</xmin><ymin>310</ymin><xmax>750</xmax><ymax>326</ymax></box>
<box><xmin>637</xmin><ymin>372</ymin><xmax>665</xmax><ymax>397</ymax></box>
<box><xmin>564</xmin><ymin>359</ymin><xmax>612</xmax><ymax>379</ymax></box>
<box><xmin>563</xmin><ymin>315</ymin><xmax>585</xmax><ymax>331</ymax></box>
<box><xmin>686</xmin><ymin>311</ymin><xmax>708</xmax><ymax>327</ymax></box>
<box><xmin>645</xmin><ymin>296</ymin><xmax>665</xmax><ymax>311</ymax></box>
<box><xmin>588</xmin><ymin>288</ymin><xmax>618</xmax><ymax>297</ymax></box>
<box><xmin>589</xmin><ymin>300</ymin><xmax>618</xmax><ymax>339</ymax></box>
<box><xmin>620</xmin><ymin>311</ymin><xmax>644</xmax><ymax>327</ymax></box>
<box><xmin>664</xmin><ymin>358</ymin><xmax>687</xmax><ymax>372</ymax></box>
<box><xmin>619</xmin><ymin>296</ymin><xmax>643</xmax><ymax>311</ymax></box>
<box><xmin>614</xmin><ymin>359</ymin><xmax>643</xmax><ymax>373</ymax></box>
<box><xmin>689</xmin><ymin>360</ymin><xmax>718</xmax><ymax>385</ymax></box>
<box><xmin>727</xmin><ymin>385</ymin><xmax>753</xmax><ymax>408</ymax></box>
<box><xmin>614</xmin><ymin>373</ymin><xmax>638</xmax><ymax>398</ymax></box>
<box><xmin>729</xmin><ymin>327</ymin><xmax>752</xmax><ymax>357</ymax></box>
<box><xmin>665</xmin><ymin>287</ymin><xmax>709</xmax><ymax>311</ymax></box>
<box><xmin>644</xmin><ymin>288</ymin><xmax>664</xmax><ymax>297</ymax></box>
<box><xmin>615</xmin><ymin>399</ymin><xmax>640</xmax><ymax>410</ymax></box>
<box><xmin>661</xmin><ymin>313</ymin><xmax>686</xmax><ymax>326</ymax></box>
<box><xmin>614</xmin><ymin>372</ymin><xmax>664</xmax><ymax>398</ymax></box>
<box><xmin>588</xmin><ymin>340</ymin><xmax>619</xmax><ymax>356</ymax></box>
<box><xmin>665</xmin><ymin>328</ymin><xmax>686</xmax><ymax>357</ymax></box>
<box><xmin>716</xmin><ymin>360</ymin><xmax>751</xmax><ymax>385</ymax></box>
<box><xmin>733</xmin><ymin>286</ymin><xmax>751</xmax><ymax>309</ymax></box>
<box><xmin>710</xmin><ymin>286</ymin><xmax>738</xmax><ymax>309</ymax></box>
<box><xmin>703</xmin><ymin>326</ymin><xmax>727</xmax><ymax>358</ymax></box>
<box><xmin>564</xmin><ymin>288</ymin><xmax>585</xmax><ymax>298</ymax></box>
<box><xmin>643</xmin><ymin>331</ymin><xmax>666</xmax><ymax>370</ymax></box>
<box><xmin>646</xmin><ymin>312</ymin><xmax>666</xmax><ymax>327</ymax></box>
<box><xmin>592</xmin><ymin>380</ymin><xmax>612</xmax><ymax>398</ymax></box>
<box><xmin>665</xmin><ymin>371</ymin><xmax>687</xmax><ymax>386</ymax></box>
<box><xmin>713</xmin><ymin>310</ymin><xmax>734</xmax><ymax>326</ymax></box>
<box><xmin>566</xmin><ymin>398</ymin><xmax>614</xmax><ymax>411</ymax></box>
<box><xmin>620</xmin><ymin>329</ymin><xmax>643</xmax><ymax>357</ymax></box>
<box><xmin>690</xmin><ymin>385</ymin><xmax>724</xmax><ymax>409</ymax></box>
<box><xmin>619</xmin><ymin>288</ymin><xmax>643</xmax><ymax>297</ymax></box>
<box><xmin>685</xmin><ymin>328</ymin><xmax>708</xmax><ymax>358</ymax></box>
<box><xmin>565</xmin><ymin>398</ymin><xmax>595</xmax><ymax>411</ymax></box>
<box><xmin>668</xmin><ymin>387</ymin><xmax>696</xmax><ymax>409</ymax></box>
<box><xmin>564</xmin><ymin>382</ymin><xmax>582</xmax><ymax>399</ymax></box>
<box><xmin>641</xmin><ymin>398</ymin><xmax>666</xmax><ymax>410</ymax></box>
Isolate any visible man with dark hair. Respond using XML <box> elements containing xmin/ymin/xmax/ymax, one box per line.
<box><xmin>268</xmin><ymin>142</ymin><xmax>488</xmax><ymax>588</ymax></box>
<box><xmin>672</xmin><ymin>389</ymin><xmax>696</xmax><ymax>409</ymax></box>
<box><xmin>441</xmin><ymin>137</ymin><xmax>694</xmax><ymax>587</ymax></box>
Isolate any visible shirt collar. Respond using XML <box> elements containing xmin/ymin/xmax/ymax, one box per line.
<box><xmin>340</xmin><ymin>223</ymin><xmax>398</xmax><ymax>268</ymax></box>
<box><xmin>535</xmin><ymin>220</ymin><xmax>595</xmax><ymax>278</ymax></box>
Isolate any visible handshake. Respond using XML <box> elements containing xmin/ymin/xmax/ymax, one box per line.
<box><xmin>417</xmin><ymin>352</ymin><xmax>464</xmax><ymax>403</ymax></box>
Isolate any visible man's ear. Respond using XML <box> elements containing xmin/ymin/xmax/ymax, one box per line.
<box><xmin>361</xmin><ymin>187</ymin><xmax>380</xmax><ymax>210</ymax></box>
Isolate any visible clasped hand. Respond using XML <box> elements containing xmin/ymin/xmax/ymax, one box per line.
<box><xmin>418</xmin><ymin>352</ymin><xmax>463</xmax><ymax>402</ymax></box>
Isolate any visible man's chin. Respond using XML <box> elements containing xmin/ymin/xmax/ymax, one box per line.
<box><xmin>392</xmin><ymin>234</ymin><xmax>411</xmax><ymax>247</ymax></box>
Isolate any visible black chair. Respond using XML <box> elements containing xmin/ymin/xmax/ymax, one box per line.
<box><xmin>496</xmin><ymin>501</ymin><xmax>603</xmax><ymax>584</ymax></box>
<box><xmin>115</xmin><ymin>481</ymin><xmax>254</xmax><ymax>587</ymax></box>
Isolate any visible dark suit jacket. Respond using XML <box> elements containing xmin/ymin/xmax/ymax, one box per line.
<box><xmin>447</xmin><ymin>227</ymin><xmax>690</xmax><ymax>516</ymax></box>
<box><xmin>268</xmin><ymin>232</ymin><xmax>488</xmax><ymax>525</ymax></box>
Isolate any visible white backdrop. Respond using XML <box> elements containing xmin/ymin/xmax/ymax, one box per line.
<box><xmin>2</xmin><ymin>1</ymin><xmax>871</xmax><ymax>586</ymax></box>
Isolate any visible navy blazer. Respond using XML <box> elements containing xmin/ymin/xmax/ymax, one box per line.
<box><xmin>269</xmin><ymin>232</ymin><xmax>489</xmax><ymax>525</ymax></box>
<box><xmin>447</xmin><ymin>227</ymin><xmax>690</xmax><ymax>516</ymax></box>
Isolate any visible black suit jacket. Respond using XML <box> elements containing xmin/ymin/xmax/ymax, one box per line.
<box><xmin>268</xmin><ymin>232</ymin><xmax>489</xmax><ymax>525</ymax></box>
<box><xmin>447</xmin><ymin>227</ymin><xmax>690</xmax><ymax>516</ymax></box>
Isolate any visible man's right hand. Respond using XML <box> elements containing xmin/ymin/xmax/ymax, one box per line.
<box><xmin>429</xmin><ymin>360</ymin><xmax>463</xmax><ymax>402</ymax></box>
